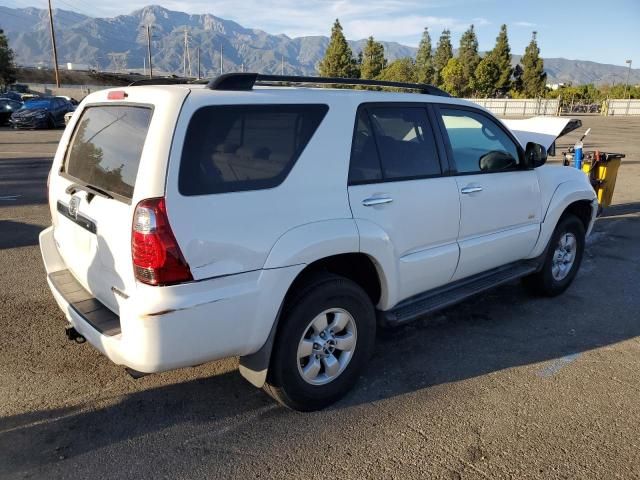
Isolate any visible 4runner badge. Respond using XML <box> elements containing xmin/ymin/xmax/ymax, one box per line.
<box><xmin>69</xmin><ymin>196</ymin><xmax>80</xmax><ymax>219</ymax></box>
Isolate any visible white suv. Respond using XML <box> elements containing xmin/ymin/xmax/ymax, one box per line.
<box><xmin>40</xmin><ymin>74</ymin><xmax>597</xmax><ymax>411</ymax></box>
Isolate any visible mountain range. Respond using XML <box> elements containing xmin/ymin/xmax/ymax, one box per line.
<box><xmin>2</xmin><ymin>4</ymin><xmax>639</xmax><ymax>85</ymax></box>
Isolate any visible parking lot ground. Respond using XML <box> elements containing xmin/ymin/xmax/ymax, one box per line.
<box><xmin>0</xmin><ymin>117</ymin><xmax>639</xmax><ymax>479</ymax></box>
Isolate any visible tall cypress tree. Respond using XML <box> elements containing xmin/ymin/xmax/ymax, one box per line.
<box><xmin>458</xmin><ymin>25</ymin><xmax>480</xmax><ymax>95</ymax></box>
<box><xmin>415</xmin><ymin>27</ymin><xmax>434</xmax><ymax>84</ymax></box>
<box><xmin>318</xmin><ymin>19</ymin><xmax>358</xmax><ymax>78</ymax></box>
<box><xmin>521</xmin><ymin>31</ymin><xmax>547</xmax><ymax>96</ymax></box>
<box><xmin>0</xmin><ymin>29</ymin><xmax>16</xmax><ymax>88</ymax></box>
<box><xmin>490</xmin><ymin>24</ymin><xmax>512</xmax><ymax>92</ymax></box>
<box><xmin>360</xmin><ymin>36</ymin><xmax>386</xmax><ymax>79</ymax></box>
<box><xmin>432</xmin><ymin>29</ymin><xmax>453</xmax><ymax>87</ymax></box>
<box><xmin>512</xmin><ymin>64</ymin><xmax>524</xmax><ymax>94</ymax></box>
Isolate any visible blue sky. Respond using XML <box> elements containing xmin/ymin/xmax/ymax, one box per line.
<box><xmin>3</xmin><ymin>0</ymin><xmax>639</xmax><ymax>65</ymax></box>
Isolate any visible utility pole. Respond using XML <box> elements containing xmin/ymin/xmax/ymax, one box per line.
<box><xmin>183</xmin><ymin>29</ymin><xmax>193</xmax><ymax>78</ymax></box>
<box><xmin>623</xmin><ymin>59</ymin><xmax>633</xmax><ymax>99</ymax></box>
<box><xmin>146</xmin><ymin>25</ymin><xmax>153</xmax><ymax>78</ymax></box>
<box><xmin>197</xmin><ymin>46</ymin><xmax>200</xmax><ymax>80</ymax></box>
<box><xmin>47</xmin><ymin>0</ymin><xmax>60</xmax><ymax>87</ymax></box>
<box><xmin>281</xmin><ymin>55</ymin><xmax>284</xmax><ymax>75</ymax></box>
<box><xmin>220</xmin><ymin>44</ymin><xmax>223</xmax><ymax>75</ymax></box>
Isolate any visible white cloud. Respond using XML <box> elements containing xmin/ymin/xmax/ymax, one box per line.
<box><xmin>514</xmin><ymin>21</ymin><xmax>536</xmax><ymax>28</ymax></box>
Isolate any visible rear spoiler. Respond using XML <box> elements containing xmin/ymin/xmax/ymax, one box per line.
<box><xmin>501</xmin><ymin>117</ymin><xmax>582</xmax><ymax>155</ymax></box>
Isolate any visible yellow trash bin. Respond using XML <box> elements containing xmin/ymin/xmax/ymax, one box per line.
<box><xmin>581</xmin><ymin>152</ymin><xmax>624</xmax><ymax>209</ymax></box>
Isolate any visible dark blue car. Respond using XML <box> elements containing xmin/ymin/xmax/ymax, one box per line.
<box><xmin>0</xmin><ymin>98</ymin><xmax>23</xmax><ymax>125</ymax></box>
<box><xmin>10</xmin><ymin>97</ymin><xmax>74</xmax><ymax>129</ymax></box>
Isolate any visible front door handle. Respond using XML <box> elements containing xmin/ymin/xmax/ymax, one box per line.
<box><xmin>460</xmin><ymin>186</ymin><xmax>483</xmax><ymax>194</ymax></box>
<box><xmin>362</xmin><ymin>196</ymin><xmax>393</xmax><ymax>207</ymax></box>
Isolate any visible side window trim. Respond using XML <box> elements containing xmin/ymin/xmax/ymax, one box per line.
<box><xmin>348</xmin><ymin>102</ymin><xmax>449</xmax><ymax>186</ymax></box>
<box><xmin>434</xmin><ymin>104</ymin><xmax>526</xmax><ymax>176</ymax></box>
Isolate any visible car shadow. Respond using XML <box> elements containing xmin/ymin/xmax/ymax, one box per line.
<box><xmin>0</xmin><ymin>157</ymin><xmax>51</xmax><ymax>207</ymax></box>
<box><xmin>0</xmin><ymin>220</ymin><xmax>45</xmax><ymax>249</ymax></box>
<box><xmin>1</xmin><ymin>208</ymin><xmax>638</xmax><ymax>476</ymax></box>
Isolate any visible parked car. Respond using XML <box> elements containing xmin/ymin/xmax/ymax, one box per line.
<box><xmin>1</xmin><ymin>91</ymin><xmax>24</xmax><ymax>102</ymax></box>
<box><xmin>0</xmin><ymin>98</ymin><xmax>23</xmax><ymax>125</ymax></box>
<box><xmin>40</xmin><ymin>74</ymin><xmax>598</xmax><ymax>411</ymax></box>
<box><xmin>56</xmin><ymin>95</ymin><xmax>80</xmax><ymax>106</ymax></box>
<box><xmin>9</xmin><ymin>97</ymin><xmax>74</xmax><ymax>129</ymax></box>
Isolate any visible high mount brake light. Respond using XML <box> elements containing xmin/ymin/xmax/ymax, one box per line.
<box><xmin>107</xmin><ymin>91</ymin><xmax>128</xmax><ymax>100</ymax></box>
<box><xmin>131</xmin><ymin>198</ymin><xmax>192</xmax><ymax>286</ymax></box>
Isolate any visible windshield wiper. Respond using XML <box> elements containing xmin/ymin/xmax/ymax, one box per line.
<box><xmin>65</xmin><ymin>182</ymin><xmax>114</xmax><ymax>201</ymax></box>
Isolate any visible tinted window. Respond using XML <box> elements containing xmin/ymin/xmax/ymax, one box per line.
<box><xmin>64</xmin><ymin>106</ymin><xmax>153</xmax><ymax>199</ymax></box>
<box><xmin>180</xmin><ymin>104</ymin><xmax>328</xmax><ymax>195</ymax></box>
<box><xmin>440</xmin><ymin>108</ymin><xmax>520</xmax><ymax>173</ymax></box>
<box><xmin>349</xmin><ymin>109</ymin><xmax>383</xmax><ymax>183</ymax></box>
<box><xmin>23</xmin><ymin>99</ymin><xmax>53</xmax><ymax>110</ymax></box>
<box><xmin>369</xmin><ymin>107</ymin><xmax>441</xmax><ymax>180</ymax></box>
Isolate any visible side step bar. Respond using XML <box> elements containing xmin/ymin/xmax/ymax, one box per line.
<box><xmin>379</xmin><ymin>261</ymin><xmax>539</xmax><ymax>327</ymax></box>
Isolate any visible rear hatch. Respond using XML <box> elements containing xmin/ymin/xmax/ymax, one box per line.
<box><xmin>48</xmin><ymin>87</ymin><xmax>189</xmax><ymax>314</ymax></box>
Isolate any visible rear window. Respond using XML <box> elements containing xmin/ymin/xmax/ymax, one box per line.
<box><xmin>179</xmin><ymin>104</ymin><xmax>328</xmax><ymax>195</ymax></box>
<box><xmin>64</xmin><ymin>105</ymin><xmax>153</xmax><ymax>200</ymax></box>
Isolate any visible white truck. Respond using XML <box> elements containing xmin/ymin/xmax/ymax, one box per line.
<box><xmin>40</xmin><ymin>74</ymin><xmax>597</xmax><ymax>411</ymax></box>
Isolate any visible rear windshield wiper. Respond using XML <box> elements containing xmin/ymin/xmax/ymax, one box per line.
<box><xmin>65</xmin><ymin>182</ymin><xmax>114</xmax><ymax>201</ymax></box>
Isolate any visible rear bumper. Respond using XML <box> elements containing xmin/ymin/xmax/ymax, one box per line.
<box><xmin>39</xmin><ymin>226</ymin><xmax>303</xmax><ymax>374</ymax></box>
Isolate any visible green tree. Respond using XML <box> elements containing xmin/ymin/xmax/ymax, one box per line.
<box><xmin>360</xmin><ymin>36</ymin><xmax>386</xmax><ymax>79</ymax></box>
<box><xmin>473</xmin><ymin>55</ymin><xmax>500</xmax><ymax>97</ymax></box>
<box><xmin>377</xmin><ymin>57</ymin><xmax>417</xmax><ymax>83</ymax></box>
<box><xmin>318</xmin><ymin>19</ymin><xmax>358</xmax><ymax>78</ymax></box>
<box><xmin>511</xmin><ymin>64</ymin><xmax>524</xmax><ymax>96</ymax></box>
<box><xmin>440</xmin><ymin>57</ymin><xmax>466</xmax><ymax>96</ymax></box>
<box><xmin>0</xmin><ymin>29</ymin><xmax>16</xmax><ymax>88</ymax></box>
<box><xmin>415</xmin><ymin>27</ymin><xmax>434</xmax><ymax>84</ymax></box>
<box><xmin>432</xmin><ymin>29</ymin><xmax>453</xmax><ymax>87</ymax></box>
<box><xmin>521</xmin><ymin>31</ymin><xmax>547</xmax><ymax>97</ymax></box>
<box><xmin>490</xmin><ymin>24</ymin><xmax>513</xmax><ymax>92</ymax></box>
<box><xmin>458</xmin><ymin>25</ymin><xmax>480</xmax><ymax>95</ymax></box>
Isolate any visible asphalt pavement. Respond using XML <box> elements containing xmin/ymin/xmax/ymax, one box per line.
<box><xmin>0</xmin><ymin>117</ymin><xmax>639</xmax><ymax>479</ymax></box>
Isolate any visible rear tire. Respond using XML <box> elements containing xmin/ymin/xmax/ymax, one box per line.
<box><xmin>523</xmin><ymin>214</ymin><xmax>585</xmax><ymax>296</ymax></box>
<box><xmin>263</xmin><ymin>273</ymin><xmax>376</xmax><ymax>411</ymax></box>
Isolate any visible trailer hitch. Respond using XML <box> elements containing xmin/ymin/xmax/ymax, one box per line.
<box><xmin>65</xmin><ymin>325</ymin><xmax>86</xmax><ymax>343</ymax></box>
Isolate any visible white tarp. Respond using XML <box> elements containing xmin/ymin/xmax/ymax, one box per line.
<box><xmin>501</xmin><ymin>116</ymin><xmax>581</xmax><ymax>149</ymax></box>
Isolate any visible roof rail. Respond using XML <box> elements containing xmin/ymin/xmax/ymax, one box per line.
<box><xmin>207</xmin><ymin>73</ymin><xmax>451</xmax><ymax>97</ymax></box>
<box><xmin>128</xmin><ymin>77</ymin><xmax>193</xmax><ymax>86</ymax></box>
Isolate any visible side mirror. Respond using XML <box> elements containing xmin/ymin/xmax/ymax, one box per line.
<box><xmin>525</xmin><ymin>142</ymin><xmax>548</xmax><ymax>168</ymax></box>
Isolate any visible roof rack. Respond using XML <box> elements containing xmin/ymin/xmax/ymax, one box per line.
<box><xmin>206</xmin><ymin>73</ymin><xmax>451</xmax><ymax>97</ymax></box>
<box><xmin>128</xmin><ymin>77</ymin><xmax>195</xmax><ymax>87</ymax></box>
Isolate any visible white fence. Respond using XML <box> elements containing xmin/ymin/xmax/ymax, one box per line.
<box><xmin>606</xmin><ymin>99</ymin><xmax>640</xmax><ymax>116</ymax></box>
<box><xmin>468</xmin><ymin>98</ymin><xmax>560</xmax><ymax>117</ymax></box>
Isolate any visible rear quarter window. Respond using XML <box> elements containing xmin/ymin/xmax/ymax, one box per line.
<box><xmin>179</xmin><ymin>104</ymin><xmax>328</xmax><ymax>195</ymax></box>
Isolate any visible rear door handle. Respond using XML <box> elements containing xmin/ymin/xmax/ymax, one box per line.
<box><xmin>460</xmin><ymin>186</ymin><xmax>483</xmax><ymax>194</ymax></box>
<box><xmin>362</xmin><ymin>196</ymin><xmax>393</xmax><ymax>207</ymax></box>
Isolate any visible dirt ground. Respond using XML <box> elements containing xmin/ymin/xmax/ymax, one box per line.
<box><xmin>0</xmin><ymin>115</ymin><xmax>639</xmax><ymax>479</ymax></box>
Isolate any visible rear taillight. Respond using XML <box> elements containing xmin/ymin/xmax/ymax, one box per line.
<box><xmin>132</xmin><ymin>198</ymin><xmax>192</xmax><ymax>286</ymax></box>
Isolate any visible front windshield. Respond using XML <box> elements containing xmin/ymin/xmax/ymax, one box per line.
<box><xmin>22</xmin><ymin>99</ymin><xmax>52</xmax><ymax>110</ymax></box>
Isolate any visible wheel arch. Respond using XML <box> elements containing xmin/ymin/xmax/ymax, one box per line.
<box><xmin>240</xmin><ymin>251</ymin><xmax>386</xmax><ymax>388</ymax></box>
<box><xmin>528</xmin><ymin>181</ymin><xmax>597</xmax><ymax>259</ymax></box>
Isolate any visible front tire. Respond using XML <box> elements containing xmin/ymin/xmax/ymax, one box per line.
<box><xmin>523</xmin><ymin>214</ymin><xmax>585</xmax><ymax>296</ymax></box>
<box><xmin>263</xmin><ymin>274</ymin><xmax>376</xmax><ymax>411</ymax></box>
